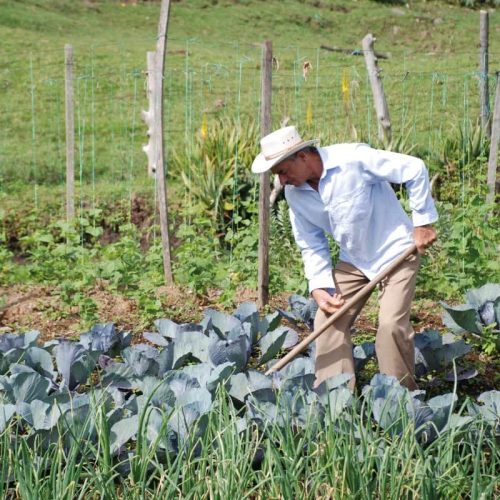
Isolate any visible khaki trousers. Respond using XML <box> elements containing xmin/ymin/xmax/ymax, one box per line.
<box><xmin>314</xmin><ymin>253</ymin><xmax>420</xmax><ymax>390</ymax></box>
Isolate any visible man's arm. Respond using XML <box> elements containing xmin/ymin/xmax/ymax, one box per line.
<box><xmin>358</xmin><ymin>144</ymin><xmax>439</xmax><ymax>252</ymax></box>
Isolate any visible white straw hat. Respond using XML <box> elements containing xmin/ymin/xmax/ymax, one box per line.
<box><xmin>251</xmin><ymin>126</ymin><xmax>319</xmax><ymax>173</ymax></box>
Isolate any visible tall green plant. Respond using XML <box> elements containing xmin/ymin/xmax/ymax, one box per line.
<box><xmin>172</xmin><ymin>116</ymin><xmax>259</xmax><ymax>237</ymax></box>
<box><xmin>427</xmin><ymin>121</ymin><xmax>488</xmax><ymax>203</ymax></box>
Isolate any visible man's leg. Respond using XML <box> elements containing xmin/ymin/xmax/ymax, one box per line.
<box><xmin>376</xmin><ymin>253</ymin><xmax>420</xmax><ymax>390</ymax></box>
<box><xmin>314</xmin><ymin>261</ymin><xmax>371</xmax><ymax>389</ymax></box>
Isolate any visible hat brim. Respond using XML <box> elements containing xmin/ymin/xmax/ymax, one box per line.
<box><xmin>251</xmin><ymin>139</ymin><xmax>319</xmax><ymax>174</ymax></box>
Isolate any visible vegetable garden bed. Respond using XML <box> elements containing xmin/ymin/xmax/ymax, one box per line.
<box><xmin>0</xmin><ymin>297</ymin><xmax>498</xmax><ymax>498</ymax></box>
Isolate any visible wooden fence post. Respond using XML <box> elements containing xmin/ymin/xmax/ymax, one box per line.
<box><xmin>142</xmin><ymin>53</ymin><xmax>157</xmax><ymax>178</ymax></box>
<box><xmin>486</xmin><ymin>72</ymin><xmax>500</xmax><ymax>206</ymax></box>
<box><xmin>362</xmin><ymin>33</ymin><xmax>391</xmax><ymax>145</ymax></box>
<box><xmin>142</xmin><ymin>0</ymin><xmax>173</xmax><ymax>285</ymax></box>
<box><xmin>64</xmin><ymin>44</ymin><xmax>75</xmax><ymax>221</ymax></box>
<box><xmin>480</xmin><ymin>10</ymin><xmax>491</xmax><ymax>138</ymax></box>
<box><xmin>258</xmin><ymin>40</ymin><xmax>272</xmax><ymax>309</ymax></box>
<box><xmin>155</xmin><ymin>0</ymin><xmax>173</xmax><ymax>285</ymax></box>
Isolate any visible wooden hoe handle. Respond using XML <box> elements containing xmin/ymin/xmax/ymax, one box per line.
<box><xmin>265</xmin><ymin>244</ymin><xmax>418</xmax><ymax>376</ymax></box>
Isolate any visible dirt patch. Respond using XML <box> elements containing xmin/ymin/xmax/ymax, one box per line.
<box><xmin>0</xmin><ymin>284</ymin><xmax>140</xmax><ymax>342</ymax></box>
<box><xmin>0</xmin><ymin>284</ymin><xmax>82</xmax><ymax>341</ymax></box>
<box><xmin>156</xmin><ymin>284</ymin><xmax>205</xmax><ymax>324</ymax></box>
<box><xmin>87</xmin><ymin>288</ymin><xmax>139</xmax><ymax>330</ymax></box>
<box><xmin>0</xmin><ymin>283</ymin><xmax>448</xmax><ymax>345</ymax></box>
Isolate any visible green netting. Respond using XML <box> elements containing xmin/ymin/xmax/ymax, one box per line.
<box><xmin>0</xmin><ymin>41</ymin><xmax>497</xmax><ymax>217</ymax></box>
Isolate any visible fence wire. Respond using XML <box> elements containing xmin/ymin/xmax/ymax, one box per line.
<box><xmin>0</xmin><ymin>40</ymin><xmax>496</xmax><ymax>217</ymax></box>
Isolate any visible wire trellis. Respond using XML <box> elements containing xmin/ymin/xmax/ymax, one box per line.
<box><xmin>0</xmin><ymin>41</ymin><xmax>494</xmax><ymax>226</ymax></box>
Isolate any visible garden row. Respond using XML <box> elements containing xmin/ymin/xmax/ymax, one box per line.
<box><xmin>0</xmin><ymin>290</ymin><xmax>498</xmax><ymax>497</ymax></box>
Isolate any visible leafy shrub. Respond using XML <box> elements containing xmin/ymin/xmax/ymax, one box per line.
<box><xmin>417</xmin><ymin>194</ymin><xmax>500</xmax><ymax>299</ymax></box>
<box><xmin>427</xmin><ymin>121</ymin><xmax>487</xmax><ymax>203</ymax></box>
<box><xmin>170</xmin><ymin>116</ymin><xmax>259</xmax><ymax>238</ymax></box>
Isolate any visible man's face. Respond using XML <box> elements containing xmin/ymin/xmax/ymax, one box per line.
<box><xmin>271</xmin><ymin>154</ymin><xmax>309</xmax><ymax>187</ymax></box>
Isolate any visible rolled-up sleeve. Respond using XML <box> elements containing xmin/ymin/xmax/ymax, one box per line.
<box><xmin>289</xmin><ymin>207</ymin><xmax>335</xmax><ymax>293</ymax></box>
<box><xmin>357</xmin><ymin>144</ymin><xmax>438</xmax><ymax>227</ymax></box>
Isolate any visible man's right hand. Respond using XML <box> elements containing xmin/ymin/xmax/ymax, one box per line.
<box><xmin>312</xmin><ymin>288</ymin><xmax>345</xmax><ymax>314</ymax></box>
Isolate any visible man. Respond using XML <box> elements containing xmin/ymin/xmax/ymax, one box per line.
<box><xmin>251</xmin><ymin>126</ymin><xmax>438</xmax><ymax>390</ymax></box>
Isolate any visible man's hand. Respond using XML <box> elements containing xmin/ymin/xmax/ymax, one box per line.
<box><xmin>413</xmin><ymin>224</ymin><xmax>437</xmax><ymax>254</ymax></box>
<box><xmin>312</xmin><ymin>288</ymin><xmax>345</xmax><ymax>314</ymax></box>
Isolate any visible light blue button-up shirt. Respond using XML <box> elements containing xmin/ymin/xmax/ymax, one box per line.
<box><xmin>285</xmin><ymin>143</ymin><xmax>439</xmax><ymax>293</ymax></box>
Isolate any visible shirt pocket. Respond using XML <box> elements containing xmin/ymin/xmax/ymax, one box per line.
<box><xmin>327</xmin><ymin>185</ymin><xmax>372</xmax><ymax>256</ymax></box>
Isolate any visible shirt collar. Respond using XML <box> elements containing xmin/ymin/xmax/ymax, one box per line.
<box><xmin>290</xmin><ymin>146</ymin><xmax>339</xmax><ymax>191</ymax></box>
<box><xmin>318</xmin><ymin>146</ymin><xmax>339</xmax><ymax>180</ymax></box>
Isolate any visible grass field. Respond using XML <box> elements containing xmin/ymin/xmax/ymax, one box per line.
<box><xmin>1</xmin><ymin>0</ymin><xmax>500</xmax><ymax>186</ymax></box>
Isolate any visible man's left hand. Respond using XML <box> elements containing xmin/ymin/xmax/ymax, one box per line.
<box><xmin>413</xmin><ymin>224</ymin><xmax>437</xmax><ymax>254</ymax></box>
